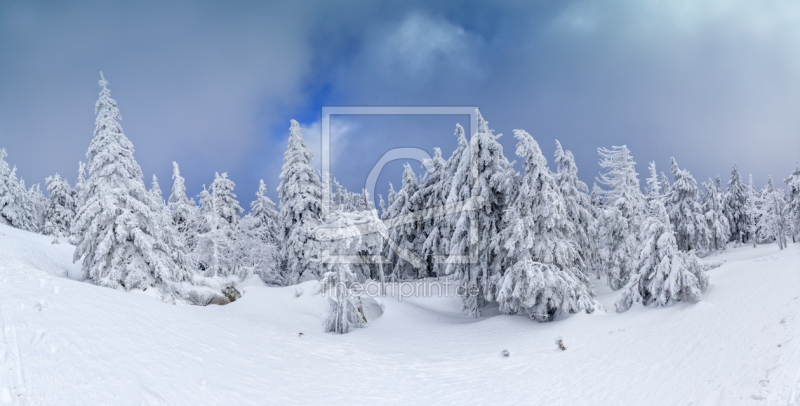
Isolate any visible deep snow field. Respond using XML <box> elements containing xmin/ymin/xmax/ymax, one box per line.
<box><xmin>1</xmin><ymin>223</ymin><xmax>799</xmax><ymax>405</ymax></box>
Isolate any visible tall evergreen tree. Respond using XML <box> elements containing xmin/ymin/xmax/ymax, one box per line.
<box><xmin>41</xmin><ymin>174</ymin><xmax>75</xmax><ymax>239</ymax></box>
<box><xmin>194</xmin><ymin>173</ymin><xmax>243</xmax><ymax>277</ymax></box>
<box><xmin>725</xmin><ymin>163</ymin><xmax>748</xmax><ymax>243</ymax></box>
<box><xmin>13</xmin><ymin>177</ymin><xmax>40</xmax><ymax>233</ymax></box>
<box><xmin>702</xmin><ymin>177</ymin><xmax>730</xmax><ymax>251</ymax></box>
<box><xmin>645</xmin><ymin>162</ymin><xmax>661</xmax><ymax>202</ymax></box>
<box><xmin>278</xmin><ymin>120</ymin><xmax>323</xmax><ymax>284</ymax></box>
<box><xmin>491</xmin><ymin>130</ymin><xmax>597</xmax><ymax>321</ymax></box>
<box><xmin>553</xmin><ymin>140</ymin><xmax>593</xmax><ymax>270</ymax></box>
<box><xmin>71</xmin><ymin>73</ymin><xmax>191</xmax><ymax>295</ymax></box>
<box><xmin>594</xmin><ymin>145</ymin><xmax>645</xmax><ymax>290</ymax></box>
<box><xmin>446</xmin><ymin>111</ymin><xmax>511</xmax><ymax>317</ymax></box>
<box><xmin>744</xmin><ymin>175</ymin><xmax>761</xmax><ymax>247</ymax></box>
<box><xmin>236</xmin><ymin>180</ymin><xmax>282</xmax><ymax>284</ymax></box>
<box><xmin>410</xmin><ymin>148</ymin><xmax>450</xmax><ymax>278</ymax></box>
<box><xmin>0</xmin><ymin>151</ymin><xmax>38</xmax><ymax>232</ymax></box>
<box><xmin>666</xmin><ymin>158</ymin><xmax>708</xmax><ymax>251</ymax></box>
<box><xmin>167</xmin><ymin>162</ymin><xmax>196</xmax><ymax>245</ymax></box>
<box><xmin>384</xmin><ymin>164</ymin><xmax>420</xmax><ymax>280</ymax></box>
<box><xmin>757</xmin><ymin>182</ymin><xmax>788</xmax><ymax>250</ymax></box>
<box><xmin>784</xmin><ymin>162</ymin><xmax>800</xmax><ymax>243</ymax></box>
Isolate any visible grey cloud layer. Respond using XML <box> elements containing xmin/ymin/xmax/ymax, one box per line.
<box><xmin>1</xmin><ymin>0</ymin><xmax>798</xmax><ymax>205</ymax></box>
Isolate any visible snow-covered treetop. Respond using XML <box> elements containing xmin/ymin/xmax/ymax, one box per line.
<box><xmin>84</xmin><ymin>72</ymin><xmax>145</xmax><ymax>197</ymax></box>
<box><xmin>151</xmin><ymin>175</ymin><xmax>163</xmax><ymax>201</ymax></box>
<box><xmin>597</xmin><ymin>145</ymin><xmax>644</xmax><ymax>219</ymax></box>
<box><xmin>278</xmin><ymin>119</ymin><xmax>322</xmax><ymax>226</ymax></box>
<box><xmin>645</xmin><ymin>161</ymin><xmax>660</xmax><ymax>200</ymax></box>
<box><xmin>209</xmin><ymin>172</ymin><xmax>243</xmax><ymax>224</ymax></box>
<box><xmin>169</xmin><ymin>162</ymin><xmax>190</xmax><ymax>205</ymax></box>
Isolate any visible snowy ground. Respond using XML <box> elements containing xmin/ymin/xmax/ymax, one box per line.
<box><xmin>1</xmin><ymin>223</ymin><xmax>799</xmax><ymax>405</ymax></box>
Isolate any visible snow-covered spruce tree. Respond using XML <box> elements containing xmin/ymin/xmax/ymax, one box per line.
<box><xmin>383</xmin><ymin>163</ymin><xmax>420</xmax><ymax>281</ymax></box>
<box><xmin>666</xmin><ymin>158</ymin><xmax>709</xmax><ymax>251</ymax></box>
<box><xmin>590</xmin><ymin>182</ymin><xmax>604</xmax><ymax>209</ymax></box>
<box><xmin>725</xmin><ymin>163</ymin><xmax>748</xmax><ymax>243</ymax></box>
<box><xmin>757</xmin><ymin>177</ymin><xmax>788</xmax><ymax>249</ymax></box>
<box><xmin>149</xmin><ymin>174</ymin><xmax>195</xmax><ymax>277</ymax></box>
<box><xmin>71</xmin><ymin>73</ymin><xmax>191</xmax><ymax>296</ymax></box>
<box><xmin>69</xmin><ymin>161</ymin><xmax>88</xmax><ymax>244</ymax></box>
<box><xmin>744</xmin><ymin>175</ymin><xmax>761</xmax><ymax>248</ymax></box>
<box><xmin>491</xmin><ymin>130</ymin><xmax>598</xmax><ymax>322</ymax></box>
<box><xmin>586</xmin><ymin>182</ymin><xmax>605</xmax><ymax>277</ymax></box>
<box><xmin>594</xmin><ymin>145</ymin><xmax>645</xmax><ymax>290</ymax></box>
<box><xmin>167</xmin><ymin>162</ymin><xmax>197</xmax><ymax>248</ymax></box>
<box><xmin>0</xmin><ymin>151</ymin><xmax>39</xmax><ymax>232</ymax></box>
<box><xmin>702</xmin><ymin>177</ymin><xmax>730</xmax><ymax>251</ymax></box>
<box><xmin>645</xmin><ymin>162</ymin><xmax>661</xmax><ymax>202</ymax></box>
<box><xmin>784</xmin><ymin>162</ymin><xmax>800</xmax><ymax>242</ymax></box>
<box><xmin>660</xmin><ymin>172</ymin><xmax>671</xmax><ymax>205</ymax></box>
<box><xmin>41</xmin><ymin>174</ymin><xmax>75</xmax><ymax>239</ymax></box>
<box><xmin>28</xmin><ymin>183</ymin><xmax>47</xmax><ymax>228</ymax></box>
<box><xmin>0</xmin><ymin>148</ymin><xmax>13</xmax><ymax>226</ymax></box>
<box><xmin>249</xmin><ymin>179</ymin><xmax>282</xmax><ymax>245</ymax></box>
<box><xmin>236</xmin><ymin>179</ymin><xmax>282</xmax><ymax>284</ymax></box>
<box><xmin>322</xmin><ymin>262</ymin><xmax>365</xmax><ymax>334</ymax></box>
<box><xmin>420</xmin><ymin>124</ymin><xmax>469</xmax><ymax>275</ymax></box>
<box><xmin>194</xmin><ymin>173</ymin><xmax>243</xmax><ymax>277</ymax></box>
<box><xmin>278</xmin><ymin>120</ymin><xmax>323</xmax><ymax>284</ymax></box>
<box><xmin>74</xmin><ymin>161</ymin><xmax>87</xmax><ymax>207</ymax></box>
<box><xmin>758</xmin><ymin>177</ymin><xmax>776</xmax><ymax>243</ymax></box>
<box><xmin>411</xmin><ymin>147</ymin><xmax>450</xmax><ymax>278</ymax></box>
<box><xmin>446</xmin><ymin>111</ymin><xmax>512</xmax><ymax>317</ymax></box>
<box><xmin>553</xmin><ymin>140</ymin><xmax>593</xmax><ymax>271</ymax></box>
<box><xmin>318</xmin><ymin>212</ymin><xmax>383</xmax><ymax>333</ymax></box>
<box><xmin>13</xmin><ymin>177</ymin><xmax>40</xmax><ymax>233</ymax></box>
<box><xmin>332</xmin><ymin>178</ymin><xmax>348</xmax><ymax>212</ymax></box>
<box><xmin>615</xmin><ymin>199</ymin><xmax>709</xmax><ymax>312</ymax></box>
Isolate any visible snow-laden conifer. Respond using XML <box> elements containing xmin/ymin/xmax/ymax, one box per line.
<box><xmin>278</xmin><ymin>120</ymin><xmax>323</xmax><ymax>284</ymax></box>
<box><xmin>553</xmin><ymin>140</ymin><xmax>593</xmax><ymax>270</ymax></box>
<box><xmin>41</xmin><ymin>174</ymin><xmax>75</xmax><ymax>238</ymax></box>
<box><xmin>194</xmin><ymin>173</ymin><xmax>243</xmax><ymax>277</ymax></box>
<box><xmin>757</xmin><ymin>177</ymin><xmax>788</xmax><ymax>249</ymax></box>
<box><xmin>744</xmin><ymin>175</ymin><xmax>761</xmax><ymax>247</ymax></box>
<box><xmin>615</xmin><ymin>199</ymin><xmax>709</xmax><ymax>312</ymax></box>
<box><xmin>28</xmin><ymin>183</ymin><xmax>46</xmax><ymax>228</ymax></box>
<box><xmin>666</xmin><ymin>158</ymin><xmax>709</xmax><ymax>251</ymax></box>
<box><xmin>0</xmin><ymin>151</ymin><xmax>39</xmax><ymax>232</ymax></box>
<box><xmin>492</xmin><ymin>130</ymin><xmax>598</xmax><ymax>322</ymax></box>
<box><xmin>725</xmin><ymin>163</ymin><xmax>748</xmax><ymax>243</ymax></box>
<box><xmin>412</xmin><ymin>147</ymin><xmax>450</xmax><ymax>278</ymax></box>
<box><xmin>590</xmin><ymin>182</ymin><xmax>604</xmax><ymax>209</ymax></box>
<box><xmin>702</xmin><ymin>176</ymin><xmax>730</xmax><ymax>251</ymax></box>
<box><xmin>322</xmin><ymin>262</ymin><xmax>365</xmax><ymax>334</ymax></box>
<box><xmin>784</xmin><ymin>162</ymin><xmax>800</xmax><ymax>242</ymax></box>
<box><xmin>446</xmin><ymin>111</ymin><xmax>511</xmax><ymax>317</ymax></box>
<box><xmin>236</xmin><ymin>179</ymin><xmax>283</xmax><ymax>284</ymax></box>
<box><xmin>71</xmin><ymin>73</ymin><xmax>190</xmax><ymax>296</ymax></box>
<box><xmin>167</xmin><ymin>162</ymin><xmax>196</xmax><ymax>247</ymax></box>
<box><xmin>12</xmin><ymin>177</ymin><xmax>40</xmax><ymax>233</ymax></box>
<box><xmin>593</xmin><ymin>145</ymin><xmax>644</xmax><ymax>290</ymax></box>
<box><xmin>383</xmin><ymin>163</ymin><xmax>420</xmax><ymax>280</ymax></box>
<box><xmin>645</xmin><ymin>162</ymin><xmax>661</xmax><ymax>202</ymax></box>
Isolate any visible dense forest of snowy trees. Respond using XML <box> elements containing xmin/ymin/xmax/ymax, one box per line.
<box><xmin>1</xmin><ymin>74</ymin><xmax>798</xmax><ymax>325</ymax></box>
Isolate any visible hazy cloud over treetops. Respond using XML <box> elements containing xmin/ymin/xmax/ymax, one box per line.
<box><xmin>1</xmin><ymin>0</ymin><xmax>798</xmax><ymax>205</ymax></box>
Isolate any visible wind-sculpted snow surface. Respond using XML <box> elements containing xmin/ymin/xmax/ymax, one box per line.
<box><xmin>1</xmin><ymin>223</ymin><xmax>800</xmax><ymax>405</ymax></box>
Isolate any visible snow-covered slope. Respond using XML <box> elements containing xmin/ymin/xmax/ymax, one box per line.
<box><xmin>1</xmin><ymin>223</ymin><xmax>799</xmax><ymax>405</ymax></box>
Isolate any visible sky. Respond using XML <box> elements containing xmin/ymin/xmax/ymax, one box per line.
<box><xmin>1</xmin><ymin>0</ymin><xmax>798</xmax><ymax>209</ymax></box>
